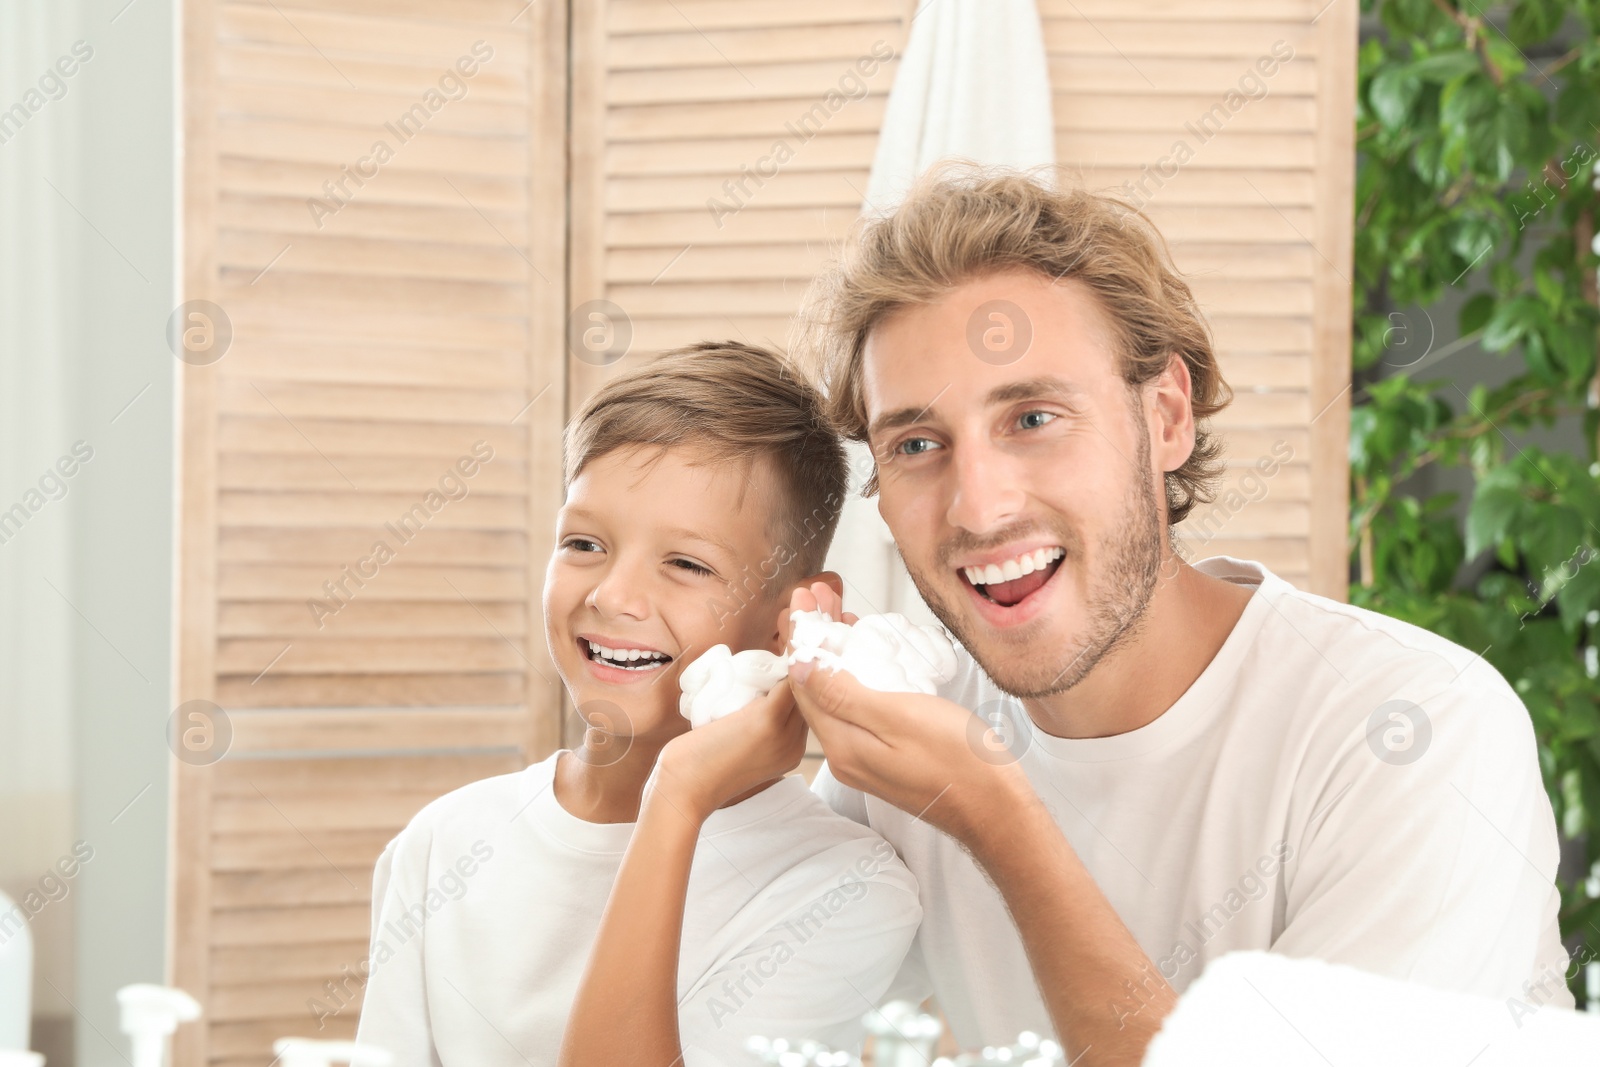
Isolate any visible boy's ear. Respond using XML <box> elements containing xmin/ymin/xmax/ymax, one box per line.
<box><xmin>802</xmin><ymin>570</ymin><xmax>845</xmax><ymax>602</ymax></box>
<box><xmin>766</xmin><ymin>570</ymin><xmax>846</xmax><ymax>652</ymax></box>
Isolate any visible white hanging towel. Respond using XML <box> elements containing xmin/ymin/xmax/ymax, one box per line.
<box><xmin>826</xmin><ymin>0</ymin><xmax>1054</xmax><ymax>623</ymax></box>
<box><xmin>1144</xmin><ymin>951</ymin><xmax>1598</xmax><ymax>1067</ymax></box>
<box><xmin>864</xmin><ymin>0</ymin><xmax>1055</xmax><ymax>213</ymax></box>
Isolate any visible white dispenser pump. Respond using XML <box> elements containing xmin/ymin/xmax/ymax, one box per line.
<box><xmin>116</xmin><ymin>984</ymin><xmax>201</xmax><ymax>1067</ymax></box>
<box><xmin>271</xmin><ymin>1039</ymin><xmax>393</xmax><ymax>1067</ymax></box>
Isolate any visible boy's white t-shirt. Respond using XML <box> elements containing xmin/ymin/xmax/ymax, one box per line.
<box><xmin>355</xmin><ymin>753</ymin><xmax>921</xmax><ymax>1066</ymax></box>
<box><xmin>814</xmin><ymin>557</ymin><xmax>1573</xmax><ymax>1048</ymax></box>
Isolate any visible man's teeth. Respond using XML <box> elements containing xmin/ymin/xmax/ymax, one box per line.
<box><xmin>962</xmin><ymin>547</ymin><xmax>1065</xmax><ymax>587</ymax></box>
<box><xmin>586</xmin><ymin>640</ymin><xmax>670</xmax><ymax>669</ymax></box>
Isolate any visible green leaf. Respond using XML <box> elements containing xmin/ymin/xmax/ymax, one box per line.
<box><xmin>1555</xmin><ymin>557</ymin><xmax>1600</xmax><ymax>631</ymax></box>
<box><xmin>1459</xmin><ymin>292</ymin><xmax>1497</xmax><ymax>334</ymax></box>
<box><xmin>1370</xmin><ymin>66</ymin><xmax>1422</xmax><ymax>129</ymax></box>
<box><xmin>1482</xmin><ymin>295</ymin><xmax>1538</xmax><ymax>351</ymax></box>
<box><xmin>1466</xmin><ymin>485</ymin><xmax>1526</xmax><ymax>559</ymax></box>
<box><xmin>1409</xmin><ymin>51</ymin><xmax>1482</xmax><ymax>83</ymax></box>
<box><xmin>1484</xmin><ymin>37</ymin><xmax>1529</xmax><ymax>81</ymax></box>
<box><xmin>1440</xmin><ymin>73</ymin><xmax>1498</xmax><ymax>131</ymax></box>
<box><xmin>1509</xmin><ymin>0</ymin><xmax>1565</xmax><ymax>44</ymax></box>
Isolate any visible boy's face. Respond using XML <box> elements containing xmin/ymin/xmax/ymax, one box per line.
<box><xmin>544</xmin><ymin>445</ymin><xmax>786</xmax><ymax>744</ymax></box>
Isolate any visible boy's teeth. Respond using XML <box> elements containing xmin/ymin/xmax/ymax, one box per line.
<box><xmin>586</xmin><ymin>640</ymin><xmax>668</xmax><ymax>667</ymax></box>
<box><xmin>963</xmin><ymin>546</ymin><xmax>1064</xmax><ymax>587</ymax></box>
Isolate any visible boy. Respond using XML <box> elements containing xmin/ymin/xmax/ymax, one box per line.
<box><xmin>355</xmin><ymin>342</ymin><xmax>921</xmax><ymax>1066</ymax></box>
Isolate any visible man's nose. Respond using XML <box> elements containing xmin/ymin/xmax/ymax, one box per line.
<box><xmin>945</xmin><ymin>442</ymin><xmax>1026</xmax><ymax>534</ymax></box>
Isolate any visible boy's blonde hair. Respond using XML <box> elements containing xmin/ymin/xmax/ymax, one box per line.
<box><xmin>563</xmin><ymin>341</ymin><xmax>847</xmax><ymax>580</ymax></box>
<box><xmin>800</xmin><ymin>164</ymin><xmax>1232</xmax><ymax>525</ymax></box>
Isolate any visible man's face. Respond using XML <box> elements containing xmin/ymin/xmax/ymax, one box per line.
<box><xmin>861</xmin><ymin>270</ymin><xmax>1175</xmax><ymax>698</ymax></box>
<box><xmin>543</xmin><ymin>445</ymin><xmax>784</xmax><ymax>744</ymax></box>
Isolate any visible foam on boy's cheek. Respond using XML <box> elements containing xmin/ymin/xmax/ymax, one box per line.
<box><xmin>677</xmin><ymin>610</ymin><xmax>959</xmax><ymax>726</ymax></box>
<box><xmin>677</xmin><ymin>645</ymin><xmax>789</xmax><ymax>728</ymax></box>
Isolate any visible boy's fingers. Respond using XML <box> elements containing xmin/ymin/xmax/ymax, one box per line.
<box><xmin>807</xmin><ymin>581</ymin><xmax>841</xmax><ymax>619</ymax></box>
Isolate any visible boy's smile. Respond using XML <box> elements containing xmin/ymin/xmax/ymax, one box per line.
<box><xmin>544</xmin><ymin>444</ymin><xmax>786</xmax><ymax>742</ymax></box>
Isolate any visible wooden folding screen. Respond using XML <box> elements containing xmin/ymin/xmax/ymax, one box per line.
<box><xmin>173</xmin><ymin>2</ymin><xmax>566</xmax><ymax>1063</ymax></box>
<box><xmin>571</xmin><ymin>0</ymin><xmax>1355</xmax><ymax>596</ymax></box>
<box><xmin>1041</xmin><ymin>0</ymin><xmax>1355</xmax><ymax>592</ymax></box>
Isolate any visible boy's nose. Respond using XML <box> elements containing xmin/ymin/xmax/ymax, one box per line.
<box><xmin>586</xmin><ymin>561</ymin><xmax>651</xmax><ymax>621</ymax></box>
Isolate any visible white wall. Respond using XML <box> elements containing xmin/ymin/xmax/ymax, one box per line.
<box><xmin>0</xmin><ymin>0</ymin><xmax>174</xmax><ymax>1061</ymax></box>
<box><xmin>0</xmin><ymin>4</ymin><xmax>82</xmax><ymax>1054</ymax></box>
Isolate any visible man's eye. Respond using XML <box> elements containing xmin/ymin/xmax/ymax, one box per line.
<box><xmin>1018</xmin><ymin>411</ymin><xmax>1056</xmax><ymax>430</ymax></box>
<box><xmin>896</xmin><ymin>437</ymin><xmax>940</xmax><ymax>456</ymax></box>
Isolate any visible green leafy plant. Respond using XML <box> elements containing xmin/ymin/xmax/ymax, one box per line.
<box><xmin>1355</xmin><ymin>0</ymin><xmax>1600</xmax><ymax>995</ymax></box>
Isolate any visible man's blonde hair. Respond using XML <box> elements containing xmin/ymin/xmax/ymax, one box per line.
<box><xmin>800</xmin><ymin>165</ymin><xmax>1232</xmax><ymax>525</ymax></box>
<box><xmin>563</xmin><ymin>341</ymin><xmax>847</xmax><ymax>579</ymax></box>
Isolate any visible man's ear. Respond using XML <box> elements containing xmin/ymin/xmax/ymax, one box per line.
<box><xmin>1150</xmin><ymin>353</ymin><xmax>1196</xmax><ymax>475</ymax></box>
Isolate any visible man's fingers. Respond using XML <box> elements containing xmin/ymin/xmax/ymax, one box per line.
<box><xmin>788</xmin><ymin>660</ymin><xmax>901</xmax><ymax>740</ymax></box>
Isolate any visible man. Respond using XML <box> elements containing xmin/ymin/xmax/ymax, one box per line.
<box><xmin>788</xmin><ymin>167</ymin><xmax>1571</xmax><ymax>1066</ymax></box>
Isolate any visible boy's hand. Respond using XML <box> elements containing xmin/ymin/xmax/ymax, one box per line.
<box><xmin>649</xmin><ymin>680</ymin><xmax>807</xmax><ymax>824</ymax></box>
<box><xmin>779</xmin><ymin>580</ymin><xmax>859</xmax><ymax>646</ymax></box>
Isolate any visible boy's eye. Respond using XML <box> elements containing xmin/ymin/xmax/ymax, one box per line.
<box><xmin>563</xmin><ymin>537</ymin><xmax>603</xmax><ymax>554</ymax></box>
<box><xmin>1018</xmin><ymin>410</ymin><xmax>1056</xmax><ymax>430</ymax></box>
<box><xmin>670</xmin><ymin>558</ymin><xmax>713</xmax><ymax>577</ymax></box>
<box><xmin>895</xmin><ymin>436</ymin><xmax>940</xmax><ymax>456</ymax></box>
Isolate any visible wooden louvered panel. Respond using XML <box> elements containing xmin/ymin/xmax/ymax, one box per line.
<box><xmin>175</xmin><ymin>0</ymin><xmax>568</xmax><ymax>1063</ymax></box>
<box><xmin>570</xmin><ymin>2</ymin><xmax>911</xmax><ymax>418</ymax></box>
<box><xmin>1039</xmin><ymin>0</ymin><xmax>1354</xmax><ymax>593</ymax></box>
<box><xmin>195</xmin><ymin>741</ymin><xmax>523</xmax><ymax>1060</ymax></box>
<box><xmin>575</xmin><ymin>0</ymin><xmax>1351</xmax><ymax>597</ymax></box>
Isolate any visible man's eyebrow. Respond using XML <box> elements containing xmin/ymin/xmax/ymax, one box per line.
<box><xmin>867</xmin><ymin>404</ymin><xmax>935</xmax><ymax>441</ymax></box>
<box><xmin>867</xmin><ymin>376</ymin><xmax>1089</xmax><ymax>439</ymax></box>
<box><xmin>985</xmin><ymin>375</ymin><xmax>1088</xmax><ymax>407</ymax></box>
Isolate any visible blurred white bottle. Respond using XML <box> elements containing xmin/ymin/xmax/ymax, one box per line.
<box><xmin>0</xmin><ymin>889</ymin><xmax>31</xmax><ymax>1052</ymax></box>
<box><xmin>116</xmin><ymin>984</ymin><xmax>200</xmax><ymax>1067</ymax></box>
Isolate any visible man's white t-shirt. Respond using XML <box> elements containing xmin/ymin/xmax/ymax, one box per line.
<box><xmin>814</xmin><ymin>557</ymin><xmax>1573</xmax><ymax>1048</ymax></box>
<box><xmin>356</xmin><ymin>752</ymin><xmax>921</xmax><ymax>1066</ymax></box>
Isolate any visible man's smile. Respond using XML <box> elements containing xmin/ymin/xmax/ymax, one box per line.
<box><xmin>955</xmin><ymin>544</ymin><xmax>1067</xmax><ymax>626</ymax></box>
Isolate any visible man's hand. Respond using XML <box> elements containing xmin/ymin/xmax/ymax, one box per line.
<box><xmin>786</xmin><ymin>578</ymin><xmax>1175</xmax><ymax>1066</ymax></box>
<box><xmin>650</xmin><ymin>678</ymin><xmax>807</xmax><ymax>824</ymax></box>
<box><xmin>787</xmin><ymin>637</ymin><xmax>1033</xmax><ymax>848</ymax></box>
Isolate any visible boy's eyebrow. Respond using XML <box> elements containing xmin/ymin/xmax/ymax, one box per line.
<box><xmin>661</xmin><ymin>526</ymin><xmax>739</xmax><ymax>560</ymax></box>
<box><xmin>562</xmin><ymin>508</ymin><xmax>739</xmax><ymax>561</ymax></box>
<box><xmin>867</xmin><ymin>375</ymin><xmax>1088</xmax><ymax>439</ymax></box>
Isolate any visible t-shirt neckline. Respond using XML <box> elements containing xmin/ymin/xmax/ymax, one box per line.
<box><xmin>521</xmin><ymin>753</ymin><xmax>813</xmax><ymax>853</ymax></box>
<box><xmin>1020</xmin><ymin>556</ymin><xmax>1282</xmax><ymax>764</ymax></box>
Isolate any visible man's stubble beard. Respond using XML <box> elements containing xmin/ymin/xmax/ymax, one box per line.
<box><xmin>897</xmin><ymin>429</ymin><xmax>1166</xmax><ymax>700</ymax></box>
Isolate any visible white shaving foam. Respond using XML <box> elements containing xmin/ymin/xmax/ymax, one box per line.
<box><xmin>677</xmin><ymin>610</ymin><xmax>959</xmax><ymax>728</ymax></box>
